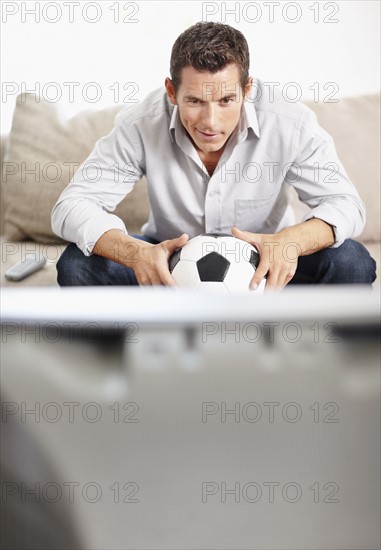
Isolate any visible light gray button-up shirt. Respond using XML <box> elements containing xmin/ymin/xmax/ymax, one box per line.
<box><xmin>51</xmin><ymin>78</ymin><xmax>366</xmax><ymax>256</ymax></box>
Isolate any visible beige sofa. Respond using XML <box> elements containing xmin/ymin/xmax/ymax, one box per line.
<box><xmin>1</xmin><ymin>92</ymin><xmax>380</xmax><ymax>287</ymax></box>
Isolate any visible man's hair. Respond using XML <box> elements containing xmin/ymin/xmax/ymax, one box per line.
<box><xmin>170</xmin><ymin>22</ymin><xmax>250</xmax><ymax>93</ymax></box>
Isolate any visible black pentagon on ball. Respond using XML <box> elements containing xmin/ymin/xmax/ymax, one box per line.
<box><xmin>168</xmin><ymin>248</ymin><xmax>182</xmax><ymax>273</ymax></box>
<box><xmin>249</xmin><ymin>249</ymin><xmax>260</xmax><ymax>270</ymax></box>
<box><xmin>197</xmin><ymin>252</ymin><xmax>230</xmax><ymax>282</ymax></box>
<box><xmin>249</xmin><ymin>249</ymin><xmax>268</xmax><ymax>279</ymax></box>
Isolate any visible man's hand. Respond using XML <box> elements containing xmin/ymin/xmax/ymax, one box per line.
<box><xmin>93</xmin><ymin>229</ymin><xmax>189</xmax><ymax>286</ymax></box>
<box><xmin>232</xmin><ymin>227</ymin><xmax>299</xmax><ymax>291</ymax></box>
<box><xmin>232</xmin><ymin>219</ymin><xmax>335</xmax><ymax>291</ymax></box>
<box><xmin>133</xmin><ymin>233</ymin><xmax>189</xmax><ymax>286</ymax></box>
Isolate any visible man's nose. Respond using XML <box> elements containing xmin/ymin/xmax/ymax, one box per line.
<box><xmin>201</xmin><ymin>103</ymin><xmax>218</xmax><ymax>130</ymax></box>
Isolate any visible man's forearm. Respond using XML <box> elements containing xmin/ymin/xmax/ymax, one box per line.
<box><xmin>279</xmin><ymin>218</ymin><xmax>335</xmax><ymax>257</ymax></box>
<box><xmin>92</xmin><ymin>229</ymin><xmax>152</xmax><ymax>269</ymax></box>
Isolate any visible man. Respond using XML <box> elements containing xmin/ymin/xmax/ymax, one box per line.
<box><xmin>52</xmin><ymin>21</ymin><xmax>376</xmax><ymax>289</ymax></box>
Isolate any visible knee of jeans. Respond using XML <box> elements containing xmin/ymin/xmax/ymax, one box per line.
<box><xmin>350</xmin><ymin>241</ymin><xmax>377</xmax><ymax>282</ymax></box>
<box><xmin>56</xmin><ymin>244</ymin><xmax>82</xmax><ymax>286</ymax></box>
<box><xmin>330</xmin><ymin>241</ymin><xmax>377</xmax><ymax>283</ymax></box>
<box><xmin>352</xmin><ymin>257</ymin><xmax>377</xmax><ymax>283</ymax></box>
<box><xmin>363</xmin><ymin>255</ymin><xmax>377</xmax><ymax>283</ymax></box>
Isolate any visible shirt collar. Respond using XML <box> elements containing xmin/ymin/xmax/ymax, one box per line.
<box><xmin>169</xmin><ymin>104</ymin><xmax>181</xmax><ymax>144</ymax></box>
<box><xmin>243</xmin><ymin>98</ymin><xmax>260</xmax><ymax>139</ymax></box>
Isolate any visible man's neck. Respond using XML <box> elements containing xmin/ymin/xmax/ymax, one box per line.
<box><xmin>198</xmin><ymin>148</ymin><xmax>225</xmax><ymax>177</ymax></box>
<box><xmin>184</xmin><ymin>129</ymin><xmax>229</xmax><ymax>176</ymax></box>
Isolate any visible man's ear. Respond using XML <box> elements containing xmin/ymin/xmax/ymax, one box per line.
<box><xmin>244</xmin><ymin>77</ymin><xmax>253</xmax><ymax>101</ymax></box>
<box><xmin>165</xmin><ymin>77</ymin><xmax>177</xmax><ymax>105</ymax></box>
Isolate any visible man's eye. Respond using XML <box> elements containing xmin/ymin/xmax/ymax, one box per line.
<box><xmin>189</xmin><ymin>99</ymin><xmax>201</xmax><ymax>104</ymax></box>
<box><xmin>221</xmin><ymin>97</ymin><xmax>234</xmax><ymax>104</ymax></box>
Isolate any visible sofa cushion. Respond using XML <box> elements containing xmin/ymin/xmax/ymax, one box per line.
<box><xmin>0</xmin><ymin>237</ymin><xmax>66</xmax><ymax>286</ymax></box>
<box><xmin>2</xmin><ymin>94</ymin><xmax>149</xmax><ymax>243</ymax></box>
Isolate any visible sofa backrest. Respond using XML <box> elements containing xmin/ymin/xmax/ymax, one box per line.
<box><xmin>0</xmin><ymin>134</ymin><xmax>8</xmax><ymax>235</ymax></box>
<box><xmin>304</xmin><ymin>94</ymin><xmax>380</xmax><ymax>242</ymax></box>
<box><xmin>1</xmin><ymin>95</ymin><xmax>147</xmax><ymax>242</ymax></box>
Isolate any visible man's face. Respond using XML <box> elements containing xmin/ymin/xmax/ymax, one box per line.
<box><xmin>165</xmin><ymin>64</ymin><xmax>251</xmax><ymax>156</ymax></box>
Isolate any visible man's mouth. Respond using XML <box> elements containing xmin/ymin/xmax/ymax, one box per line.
<box><xmin>197</xmin><ymin>130</ymin><xmax>220</xmax><ymax>140</ymax></box>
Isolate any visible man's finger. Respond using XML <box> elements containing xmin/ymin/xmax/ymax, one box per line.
<box><xmin>162</xmin><ymin>233</ymin><xmax>189</xmax><ymax>255</ymax></box>
<box><xmin>250</xmin><ymin>259</ymin><xmax>269</xmax><ymax>289</ymax></box>
<box><xmin>263</xmin><ymin>278</ymin><xmax>277</xmax><ymax>292</ymax></box>
<box><xmin>232</xmin><ymin>227</ymin><xmax>263</xmax><ymax>257</ymax></box>
<box><xmin>264</xmin><ymin>269</ymin><xmax>284</xmax><ymax>291</ymax></box>
<box><xmin>278</xmin><ymin>269</ymin><xmax>296</xmax><ymax>289</ymax></box>
<box><xmin>231</xmin><ymin>226</ymin><xmax>257</xmax><ymax>243</ymax></box>
<box><xmin>158</xmin><ymin>267</ymin><xmax>176</xmax><ymax>286</ymax></box>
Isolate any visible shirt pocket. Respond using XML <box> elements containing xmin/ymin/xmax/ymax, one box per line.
<box><xmin>235</xmin><ymin>197</ymin><xmax>276</xmax><ymax>232</ymax></box>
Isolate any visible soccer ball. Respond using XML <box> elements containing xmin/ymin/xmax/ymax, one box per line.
<box><xmin>168</xmin><ymin>233</ymin><xmax>266</xmax><ymax>295</ymax></box>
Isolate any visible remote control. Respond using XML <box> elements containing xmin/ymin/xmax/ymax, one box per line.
<box><xmin>4</xmin><ymin>254</ymin><xmax>47</xmax><ymax>282</ymax></box>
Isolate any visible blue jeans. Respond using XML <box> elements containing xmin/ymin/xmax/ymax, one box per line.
<box><xmin>56</xmin><ymin>236</ymin><xmax>377</xmax><ymax>287</ymax></box>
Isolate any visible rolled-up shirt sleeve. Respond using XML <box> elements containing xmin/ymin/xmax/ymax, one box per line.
<box><xmin>51</xmin><ymin>108</ymin><xmax>144</xmax><ymax>256</ymax></box>
<box><xmin>286</xmin><ymin>108</ymin><xmax>366</xmax><ymax>248</ymax></box>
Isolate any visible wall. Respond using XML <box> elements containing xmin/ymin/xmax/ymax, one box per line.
<box><xmin>1</xmin><ymin>0</ymin><xmax>380</xmax><ymax>133</ymax></box>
